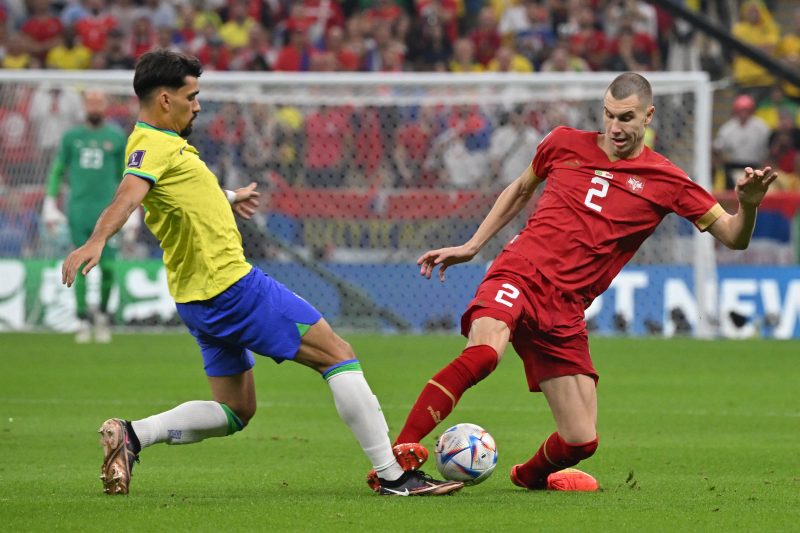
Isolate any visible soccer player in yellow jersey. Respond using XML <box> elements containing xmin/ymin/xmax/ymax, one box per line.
<box><xmin>61</xmin><ymin>50</ymin><xmax>462</xmax><ymax>497</ymax></box>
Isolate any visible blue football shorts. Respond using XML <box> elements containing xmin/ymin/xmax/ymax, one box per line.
<box><xmin>175</xmin><ymin>266</ymin><xmax>323</xmax><ymax>377</ymax></box>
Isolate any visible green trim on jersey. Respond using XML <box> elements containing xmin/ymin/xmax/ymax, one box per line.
<box><xmin>125</xmin><ymin>169</ymin><xmax>159</xmax><ymax>184</ymax></box>
<box><xmin>135</xmin><ymin>121</ymin><xmax>181</xmax><ymax>137</ymax></box>
<box><xmin>296</xmin><ymin>323</ymin><xmax>311</xmax><ymax>337</ymax></box>
<box><xmin>219</xmin><ymin>403</ymin><xmax>244</xmax><ymax>435</ymax></box>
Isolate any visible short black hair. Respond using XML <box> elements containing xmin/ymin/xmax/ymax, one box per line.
<box><xmin>606</xmin><ymin>72</ymin><xmax>652</xmax><ymax>107</ymax></box>
<box><xmin>133</xmin><ymin>50</ymin><xmax>203</xmax><ymax>100</ymax></box>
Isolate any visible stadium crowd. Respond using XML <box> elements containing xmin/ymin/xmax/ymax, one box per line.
<box><xmin>0</xmin><ymin>0</ymin><xmax>799</xmax><ymax>258</ymax></box>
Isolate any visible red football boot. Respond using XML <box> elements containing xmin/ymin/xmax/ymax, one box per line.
<box><xmin>367</xmin><ymin>443</ymin><xmax>430</xmax><ymax>492</ymax></box>
<box><xmin>510</xmin><ymin>466</ymin><xmax>598</xmax><ymax>492</ymax></box>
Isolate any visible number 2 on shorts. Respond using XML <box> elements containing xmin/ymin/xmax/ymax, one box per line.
<box><xmin>494</xmin><ymin>283</ymin><xmax>520</xmax><ymax>308</ymax></box>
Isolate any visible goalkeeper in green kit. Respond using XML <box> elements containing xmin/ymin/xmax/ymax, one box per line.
<box><xmin>43</xmin><ymin>90</ymin><xmax>133</xmax><ymax>343</ymax></box>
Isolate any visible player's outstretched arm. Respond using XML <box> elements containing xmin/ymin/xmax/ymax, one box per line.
<box><xmin>707</xmin><ymin>166</ymin><xmax>778</xmax><ymax>250</ymax></box>
<box><xmin>418</xmin><ymin>164</ymin><xmax>543</xmax><ymax>282</ymax></box>
<box><xmin>229</xmin><ymin>182</ymin><xmax>261</xmax><ymax>219</ymax></box>
<box><xmin>62</xmin><ymin>175</ymin><xmax>150</xmax><ymax>287</ymax></box>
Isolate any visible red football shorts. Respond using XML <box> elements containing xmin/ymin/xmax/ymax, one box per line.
<box><xmin>460</xmin><ymin>251</ymin><xmax>598</xmax><ymax>392</ymax></box>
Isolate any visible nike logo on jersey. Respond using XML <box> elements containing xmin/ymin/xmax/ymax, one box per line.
<box><xmin>382</xmin><ymin>488</ymin><xmax>410</xmax><ymax>496</ymax></box>
<box><xmin>594</xmin><ymin>170</ymin><xmax>613</xmax><ymax>179</ymax></box>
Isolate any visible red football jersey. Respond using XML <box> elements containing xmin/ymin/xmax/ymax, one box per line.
<box><xmin>505</xmin><ymin>126</ymin><xmax>723</xmax><ymax>301</ymax></box>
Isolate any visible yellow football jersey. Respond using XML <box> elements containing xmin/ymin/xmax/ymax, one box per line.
<box><xmin>124</xmin><ymin>122</ymin><xmax>251</xmax><ymax>302</ymax></box>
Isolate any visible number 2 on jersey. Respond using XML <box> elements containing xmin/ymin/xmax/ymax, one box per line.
<box><xmin>494</xmin><ymin>283</ymin><xmax>520</xmax><ymax>308</ymax></box>
<box><xmin>584</xmin><ymin>177</ymin><xmax>609</xmax><ymax>212</ymax></box>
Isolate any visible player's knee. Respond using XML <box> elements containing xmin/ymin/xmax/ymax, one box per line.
<box><xmin>451</xmin><ymin>345</ymin><xmax>498</xmax><ymax>387</ymax></box>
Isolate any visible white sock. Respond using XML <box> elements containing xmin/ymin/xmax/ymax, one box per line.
<box><xmin>131</xmin><ymin>400</ymin><xmax>242</xmax><ymax>448</ymax></box>
<box><xmin>325</xmin><ymin>361</ymin><xmax>404</xmax><ymax>481</ymax></box>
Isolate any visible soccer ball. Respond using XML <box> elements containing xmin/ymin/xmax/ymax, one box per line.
<box><xmin>434</xmin><ymin>423</ymin><xmax>497</xmax><ymax>485</ymax></box>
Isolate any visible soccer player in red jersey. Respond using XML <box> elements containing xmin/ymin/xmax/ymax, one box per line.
<box><xmin>368</xmin><ymin>72</ymin><xmax>778</xmax><ymax>492</ymax></box>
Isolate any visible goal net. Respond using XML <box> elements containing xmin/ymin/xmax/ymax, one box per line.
<box><xmin>0</xmin><ymin>70</ymin><xmax>717</xmax><ymax>336</ymax></box>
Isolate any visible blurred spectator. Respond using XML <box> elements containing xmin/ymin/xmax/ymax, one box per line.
<box><xmin>303</xmin><ymin>0</ymin><xmax>346</xmax><ymax>44</ymax></box>
<box><xmin>45</xmin><ymin>26</ymin><xmax>93</xmax><ymax>70</ymax></box>
<box><xmin>322</xmin><ymin>25</ymin><xmax>360</xmax><ymax>71</ymax></box>
<box><xmin>230</xmin><ymin>23</ymin><xmax>274</xmax><ymax>70</ymax></box>
<box><xmin>342</xmin><ymin>14</ymin><xmax>369</xmax><ymax>63</ymax></box>
<box><xmin>273</xmin><ymin>26</ymin><xmax>314</xmax><ymax>71</ymax></box>
<box><xmin>713</xmin><ymin>94</ymin><xmax>770</xmax><ymax>190</ymax></box>
<box><xmin>470</xmin><ymin>6</ymin><xmax>501</xmax><ymax>67</ymax></box>
<box><xmin>74</xmin><ymin>0</ymin><xmax>118</xmax><ymax>54</ymax></box>
<box><xmin>489</xmin><ymin>104</ymin><xmax>542</xmax><ymax>187</ymax></box>
<box><xmin>241</xmin><ymin>103</ymin><xmax>281</xmax><ymax>179</ymax></box>
<box><xmin>310</xmin><ymin>49</ymin><xmax>337</xmax><ymax>70</ymax></box>
<box><xmin>778</xmin><ymin>152</ymin><xmax>800</xmax><ymax>191</ymax></box>
<box><xmin>196</xmin><ymin>35</ymin><xmax>232</xmax><ymax>70</ymax></box>
<box><xmin>273</xmin><ymin>106</ymin><xmax>304</xmax><ymax>182</ymax></box>
<box><xmin>176</xmin><ymin>3</ymin><xmax>198</xmax><ymax>45</ymax></box>
<box><xmin>21</xmin><ymin>0</ymin><xmax>64</xmax><ymax>60</ymax></box>
<box><xmin>2</xmin><ymin>32</ymin><xmax>32</xmax><ymax>68</ymax></box>
<box><xmin>767</xmin><ymin>107</ymin><xmax>800</xmax><ymax>178</ymax></box>
<box><xmin>378</xmin><ymin>40</ymin><xmax>406</xmax><ymax>71</ymax></box>
<box><xmin>90</xmin><ymin>27</ymin><xmax>135</xmax><ymax>69</ymax></box>
<box><xmin>731</xmin><ymin>0</ymin><xmax>780</xmax><ymax>99</ymax></box>
<box><xmin>153</xmin><ymin>25</ymin><xmax>182</xmax><ymax>54</ymax></box>
<box><xmin>0</xmin><ymin>85</ymin><xmax>34</xmax><ymax>185</ymax></box>
<box><xmin>363</xmin><ymin>0</ymin><xmax>407</xmax><ymax>29</ymax></box>
<box><xmin>416</xmin><ymin>0</ymin><xmax>459</xmax><ymax>44</ymax></box>
<box><xmin>0</xmin><ymin>189</ymin><xmax>38</xmax><ymax>258</ymax></box>
<box><xmin>425</xmin><ymin>105</ymin><xmax>492</xmax><ymax>189</ymax></box>
<box><xmin>352</xmin><ymin>106</ymin><xmax>386</xmax><ymax>184</ymax></box>
<box><xmin>108</xmin><ymin>0</ymin><xmax>139</xmax><ymax>35</ymax></box>
<box><xmin>137</xmin><ymin>0</ymin><xmax>177</xmax><ymax>32</ymax></box>
<box><xmin>0</xmin><ymin>20</ymin><xmax>7</xmax><ymax>63</ymax></box>
<box><xmin>447</xmin><ymin>37</ymin><xmax>484</xmax><ymax>72</ymax></box>
<box><xmin>486</xmin><ymin>44</ymin><xmax>533</xmax><ymax>72</ymax></box>
<box><xmin>393</xmin><ymin>105</ymin><xmax>440</xmax><ymax>187</ymax></box>
<box><xmin>303</xmin><ymin>105</ymin><xmax>353</xmax><ymax>188</ymax></box>
<box><xmin>219</xmin><ymin>0</ymin><xmax>256</xmax><ymax>49</ymax></box>
<box><xmin>128</xmin><ymin>15</ymin><xmax>157</xmax><ymax>59</ymax></box>
<box><xmin>508</xmin><ymin>0</ymin><xmax>555</xmax><ymax>69</ymax></box>
<box><xmin>362</xmin><ymin>21</ymin><xmax>403</xmax><ymax>71</ymax></box>
<box><xmin>776</xmin><ymin>7</ymin><xmax>800</xmax><ymax>101</ymax></box>
<box><xmin>605</xmin><ymin>23</ymin><xmax>661</xmax><ymax>71</ymax></box>
<box><xmin>29</xmin><ymin>84</ymin><xmax>83</xmax><ymax>165</ymax></box>
<box><xmin>540</xmin><ymin>42</ymin><xmax>589</xmax><ymax>71</ymax></box>
<box><xmin>207</xmin><ymin>101</ymin><xmax>247</xmax><ymax>185</ymax></box>
<box><xmin>605</xmin><ymin>0</ymin><xmax>658</xmax><ymax>41</ymax></box>
<box><xmin>547</xmin><ymin>0</ymin><xmax>570</xmax><ymax>36</ymax></box>
<box><xmin>755</xmin><ymin>85</ymin><xmax>799</xmax><ymax>130</ymax></box>
<box><xmin>60</xmin><ymin>0</ymin><xmax>88</xmax><ymax>28</ymax></box>
<box><xmin>564</xmin><ymin>6</ymin><xmax>607</xmax><ymax>71</ymax></box>
<box><xmin>449</xmin><ymin>37</ymin><xmax>483</xmax><ymax>72</ymax></box>
<box><xmin>406</xmin><ymin>13</ymin><xmax>451</xmax><ymax>70</ymax></box>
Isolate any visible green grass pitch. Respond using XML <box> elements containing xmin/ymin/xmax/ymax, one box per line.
<box><xmin>0</xmin><ymin>333</ymin><xmax>798</xmax><ymax>532</ymax></box>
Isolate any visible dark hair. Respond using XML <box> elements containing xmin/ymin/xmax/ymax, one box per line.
<box><xmin>607</xmin><ymin>72</ymin><xmax>652</xmax><ymax>107</ymax></box>
<box><xmin>133</xmin><ymin>50</ymin><xmax>203</xmax><ymax>100</ymax></box>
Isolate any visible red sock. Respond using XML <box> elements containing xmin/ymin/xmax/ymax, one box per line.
<box><xmin>516</xmin><ymin>432</ymin><xmax>599</xmax><ymax>489</ymax></box>
<box><xmin>395</xmin><ymin>345</ymin><xmax>498</xmax><ymax>444</ymax></box>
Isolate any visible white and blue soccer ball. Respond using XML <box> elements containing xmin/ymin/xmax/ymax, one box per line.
<box><xmin>434</xmin><ymin>423</ymin><xmax>497</xmax><ymax>485</ymax></box>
